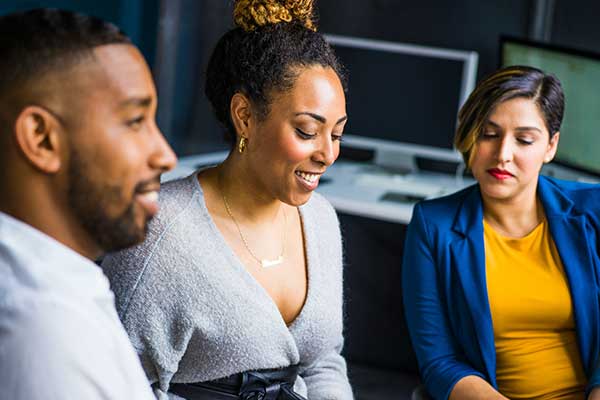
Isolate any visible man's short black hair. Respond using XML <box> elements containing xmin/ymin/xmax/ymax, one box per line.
<box><xmin>0</xmin><ymin>8</ymin><xmax>131</xmax><ymax>122</ymax></box>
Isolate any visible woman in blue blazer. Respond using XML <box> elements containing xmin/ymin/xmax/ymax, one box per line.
<box><xmin>402</xmin><ymin>66</ymin><xmax>600</xmax><ymax>400</ymax></box>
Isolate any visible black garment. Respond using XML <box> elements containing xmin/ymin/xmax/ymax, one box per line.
<box><xmin>168</xmin><ymin>366</ymin><xmax>306</xmax><ymax>400</ymax></box>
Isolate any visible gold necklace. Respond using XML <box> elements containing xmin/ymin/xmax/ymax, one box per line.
<box><xmin>220</xmin><ymin>180</ymin><xmax>286</xmax><ymax>268</ymax></box>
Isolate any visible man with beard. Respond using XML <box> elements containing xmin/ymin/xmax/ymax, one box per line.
<box><xmin>0</xmin><ymin>8</ymin><xmax>177</xmax><ymax>399</ymax></box>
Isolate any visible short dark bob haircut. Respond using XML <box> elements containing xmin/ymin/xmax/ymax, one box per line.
<box><xmin>454</xmin><ymin>65</ymin><xmax>564</xmax><ymax>166</ymax></box>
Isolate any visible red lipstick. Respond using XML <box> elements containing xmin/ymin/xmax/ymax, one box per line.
<box><xmin>487</xmin><ymin>168</ymin><xmax>513</xmax><ymax>180</ymax></box>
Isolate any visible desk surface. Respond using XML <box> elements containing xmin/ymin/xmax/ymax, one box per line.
<box><xmin>162</xmin><ymin>152</ymin><xmax>474</xmax><ymax>224</ymax></box>
<box><xmin>163</xmin><ymin>151</ymin><xmax>599</xmax><ymax>224</ymax></box>
<box><xmin>317</xmin><ymin>161</ymin><xmax>473</xmax><ymax>223</ymax></box>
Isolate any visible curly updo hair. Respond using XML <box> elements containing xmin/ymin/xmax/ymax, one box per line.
<box><xmin>205</xmin><ymin>0</ymin><xmax>346</xmax><ymax>145</ymax></box>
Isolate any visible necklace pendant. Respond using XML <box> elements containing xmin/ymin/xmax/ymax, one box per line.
<box><xmin>260</xmin><ymin>255</ymin><xmax>283</xmax><ymax>268</ymax></box>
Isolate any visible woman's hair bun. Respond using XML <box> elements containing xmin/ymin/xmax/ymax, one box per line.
<box><xmin>233</xmin><ymin>0</ymin><xmax>316</xmax><ymax>32</ymax></box>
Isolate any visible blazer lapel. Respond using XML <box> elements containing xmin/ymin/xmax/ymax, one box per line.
<box><xmin>449</xmin><ymin>186</ymin><xmax>497</xmax><ymax>385</ymax></box>
<box><xmin>538</xmin><ymin>177</ymin><xmax>600</xmax><ymax>376</ymax></box>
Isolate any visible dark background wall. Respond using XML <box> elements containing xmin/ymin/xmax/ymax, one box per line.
<box><xmin>318</xmin><ymin>0</ymin><xmax>530</xmax><ymax>80</ymax></box>
<box><xmin>164</xmin><ymin>0</ymin><xmax>532</xmax><ymax>154</ymax></box>
<box><xmin>552</xmin><ymin>0</ymin><xmax>600</xmax><ymax>52</ymax></box>
<box><xmin>3</xmin><ymin>1</ymin><xmax>599</xmax><ymax>155</ymax></box>
<box><xmin>0</xmin><ymin>0</ymin><xmax>160</xmax><ymax>66</ymax></box>
<box><xmin>155</xmin><ymin>0</ymin><xmax>600</xmax><ymax>156</ymax></box>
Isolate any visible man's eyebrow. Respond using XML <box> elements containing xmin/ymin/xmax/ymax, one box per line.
<box><xmin>295</xmin><ymin>112</ymin><xmax>348</xmax><ymax>125</ymax></box>
<box><xmin>119</xmin><ymin>96</ymin><xmax>153</xmax><ymax>108</ymax></box>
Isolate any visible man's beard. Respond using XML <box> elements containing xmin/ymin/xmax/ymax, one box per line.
<box><xmin>67</xmin><ymin>152</ymin><xmax>151</xmax><ymax>253</ymax></box>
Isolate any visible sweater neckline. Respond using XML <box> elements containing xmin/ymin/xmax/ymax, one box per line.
<box><xmin>190</xmin><ymin>171</ymin><xmax>314</xmax><ymax>332</ymax></box>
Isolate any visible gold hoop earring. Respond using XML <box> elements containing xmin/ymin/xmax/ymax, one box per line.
<box><xmin>238</xmin><ymin>137</ymin><xmax>247</xmax><ymax>154</ymax></box>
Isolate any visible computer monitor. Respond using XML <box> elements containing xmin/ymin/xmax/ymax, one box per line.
<box><xmin>325</xmin><ymin>34</ymin><xmax>478</xmax><ymax>166</ymax></box>
<box><xmin>501</xmin><ymin>36</ymin><xmax>600</xmax><ymax>177</ymax></box>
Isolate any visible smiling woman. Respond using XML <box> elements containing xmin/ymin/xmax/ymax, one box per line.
<box><xmin>402</xmin><ymin>66</ymin><xmax>600</xmax><ymax>400</ymax></box>
<box><xmin>101</xmin><ymin>0</ymin><xmax>352</xmax><ymax>399</ymax></box>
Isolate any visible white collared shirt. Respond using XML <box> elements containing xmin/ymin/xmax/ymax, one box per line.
<box><xmin>0</xmin><ymin>212</ymin><xmax>155</xmax><ymax>400</ymax></box>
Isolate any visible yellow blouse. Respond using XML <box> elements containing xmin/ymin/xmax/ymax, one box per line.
<box><xmin>484</xmin><ymin>219</ymin><xmax>586</xmax><ymax>399</ymax></box>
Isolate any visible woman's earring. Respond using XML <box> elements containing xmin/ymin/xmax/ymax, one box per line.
<box><xmin>238</xmin><ymin>137</ymin><xmax>247</xmax><ymax>154</ymax></box>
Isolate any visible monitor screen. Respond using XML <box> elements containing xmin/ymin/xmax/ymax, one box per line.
<box><xmin>326</xmin><ymin>35</ymin><xmax>478</xmax><ymax>151</ymax></box>
<box><xmin>501</xmin><ymin>37</ymin><xmax>600</xmax><ymax>176</ymax></box>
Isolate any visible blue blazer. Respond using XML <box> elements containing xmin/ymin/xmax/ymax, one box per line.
<box><xmin>402</xmin><ymin>175</ymin><xmax>600</xmax><ymax>400</ymax></box>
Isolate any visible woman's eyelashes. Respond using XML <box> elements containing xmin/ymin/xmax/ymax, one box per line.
<box><xmin>332</xmin><ymin>133</ymin><xmax>343</xmax><ymax>142</ymax></box>
<box><xmin>517</xmin><ymin>137</ymin><xmax>534</xmax><ymax>145</ymax></box>
<box><xmin>295</xmin><ymin>128</ymin><xmax>316</xmax><ymax>139</ymax></box>
<box><xmin>480</xmin><ymin>131</ymin><xmax>534</xmax><ymax>145</ymax></box>
<box><xmin>480</xmin><ymin>131</ymin><xmax>498</xmax><ymax>139</ymax></box>
<box><xmin>295</xmin><ymin>128</ymin><xmax>344</xmax><ymax>141</ymax></box>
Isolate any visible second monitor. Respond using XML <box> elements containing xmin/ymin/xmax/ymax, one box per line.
<box><xmin>325</xmin><ymin>34</ymin><xmax>478</xmax><ymax>170</ymax></box>
<box><xmin>501</xmin><ymin>36</ymin><xmax>600</xmax><ymax>178</ymax></box>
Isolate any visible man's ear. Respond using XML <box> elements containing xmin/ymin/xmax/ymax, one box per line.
<box><xmin>230</xmin><ymin>93</ymin><xmax>253</xmax><ymax>140</ymax></box>
<box><xmin>13</xmin><ymin>105</ymin><xmax>64</xmax><ymax>174</ymax></box>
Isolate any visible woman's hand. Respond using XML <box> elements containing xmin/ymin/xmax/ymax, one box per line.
<box><xmin>588</xmin><ymin>387</ymin><xmax>600</xmax><ymax>400</ymax></box>
<box><xmin>449</xmin><ymin>376</ymin><xmax>510</xmax><ymax>400</ymax></box>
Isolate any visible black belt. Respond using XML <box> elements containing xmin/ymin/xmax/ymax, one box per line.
<box><xmin>168</xmin><ymin>365</ymin><xmax>306</xmax><ymax>400</ymax></box>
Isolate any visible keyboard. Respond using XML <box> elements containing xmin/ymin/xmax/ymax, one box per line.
<box><xmin>379</xmin><ymin>191</ymin><xmax>426</xmax><ymax>203</ymax></box>
<box><xmin>354</xmin><ymin>172</ymin><xmax>445</xmax><ymax>198</ymax></box>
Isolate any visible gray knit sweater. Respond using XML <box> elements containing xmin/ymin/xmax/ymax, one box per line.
<box><xmin>101</xmin><ymin>173</ymin><xmax>353</xmax><ymax>400</ymax></box>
